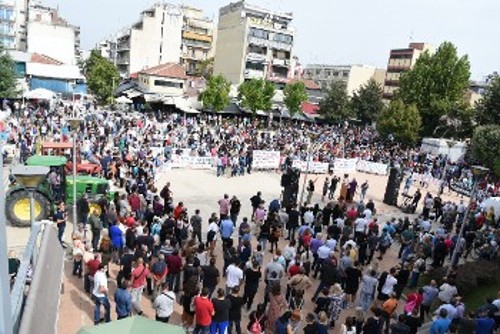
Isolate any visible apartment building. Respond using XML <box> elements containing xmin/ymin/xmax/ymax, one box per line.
<box><xmin>109</xmin><ymin>3</ymin><xmax>215</xmax><ymax>78</ymax></box>
<box><xmin>181</xmin><ymin>6</ymin><xmax>215</xmax><ymax>75</ymax></box>
<box><xmin>383</xmin><ymin>42</ymin><xmax>433</xmax><ymax>100</ymax></box>
<box><xmin>0</xmin><ymin>0</ymin><xmax>29</xmax><ymax>51</ymax></box>
<box><xmin>213</xmin><ymin>0</ymin><xmax>295</xmax><ymax>84</ymax></box>
<box><xmin>27</xmin><ymin>4</ymin><xmax>80</xmax><ymax>65</ymax></box>
<box><xmin>303</xmin><ymin>64</ymin><xmax>386</xmax><ymax>96</ymax></box>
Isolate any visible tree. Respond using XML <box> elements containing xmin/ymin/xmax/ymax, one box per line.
<box><xmin>198</xmin><ymin>74</ymin><xmax>231</xmax><ymax>113</ymax></box>
<box><xmin>237</xmin><ymin>79</ymin><xmax>275</xmax><ymax>114</ymax></box>
<box><xmin>318</xmin><ymin>81</ymin><xmax>351</xmax><ymax>122</ymax></box>
<box><xmin>475</xmin><ymin>75</ymin><xmax>500</xmax><ymax>125</ymax></box>
<box><xmin>0</xmin><ymin>47</ymin><xmax>20</xmax><ymax>98</ymax></box>
<box><xmin>377</xmin><ymin>99</ymin><xmax>422</xmax><ymax>145</ymax></box>
<box><xmin>196</xmin><ymin>57</ymin><xmax>214</xmax><ymax>79</ymax></box>
<box><xmin>471</xmin><ymin>125</ymin><xmax>500</xmax><ymax>176</ymax></box>
<box><xmin>283</xmin><ymin>81</ymin><xmax>308</xmax><ymax>116</ymax></box>
<box><xmin>350</xmin><ymin>79</ymin><xmax>384</xmax><ymax>124</ymax></box>
<box><xmin>396</xmin><ymin>41</ymin><xmax>471</xmax><ymax>137</ymax></box>
<box><xmin>85</xmin><ymin>50</ymin><xmax>119</xmax><ymax>105</ymax></box>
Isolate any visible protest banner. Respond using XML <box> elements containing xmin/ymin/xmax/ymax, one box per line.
<box><xmin>356</xmin><ymin>160</ymin><xmax>389</xmax><ymax>175</ymax></box>
<box><xmin>170</xmin><ymin>155</ymin><xmax>213</xmax><ymax>169</ymax></box>
<box><xmin>292</xmin><ymin>160</ymin><xmax>329</xmax><ymax>174</ymax></box>
<box><xmin>333</xmin><ymin>158</ymin><xmax>358</xmax><ymax>174</ymax></box>
<box><xmin>252</xmin><ymin>150</ymin><xmax>281</xmax><ymax>169</ymax></box>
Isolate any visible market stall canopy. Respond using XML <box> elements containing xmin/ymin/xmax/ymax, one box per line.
<box><xmin>77</xmin><ymin>316</ymin><xmax>185</xmax><ymax>334</ymax></box>
<box><xmin>24</xmin><ymin>88</ymin><xmax>56</xmax><ymax>100</ymax></box>
<box><xmin>115</xmin><ymin>96</ymin><xmax>133</xmax><ymax>104</ymax></box>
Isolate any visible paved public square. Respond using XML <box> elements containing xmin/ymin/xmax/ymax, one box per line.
<box><xmin>6</xmin><ymin>167</ymin><xmax>458</xmax><ymax>333</ymax></box>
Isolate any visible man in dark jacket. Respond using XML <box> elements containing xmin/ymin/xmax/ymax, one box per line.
<box><xmin>286</xmin><ymin>206</ymin><xmax>300</xmax><ymax>241</ymax></box>
<box><xmin>312</xmin><ymin>255</ymin><xmax>338</xmax><ymax>301</ymax></box>
<box><xmin>77</xmin><ymin>194</ymin><xmax>90</xmax><ymax>227</ymax></box>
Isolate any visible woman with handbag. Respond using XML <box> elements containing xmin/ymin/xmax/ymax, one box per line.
<box><xmin>247</xmin><ymin>304</ymin><xmax>267</xmax><ymax>334</ymax></box>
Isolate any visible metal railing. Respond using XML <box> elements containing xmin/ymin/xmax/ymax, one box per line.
<box><xmin>10</xmin><ymin>221</ymin><xmax>53</xmax><ymax>332</ymax></box>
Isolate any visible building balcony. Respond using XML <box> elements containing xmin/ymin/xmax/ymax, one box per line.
<box><xmin>116</xmin><ymin>43</ymin><xmax>130</xmax><ymax>51</ymax></box>
<box><xmin>182</xmin><ymin>31</ymin><xmax>212</xmax><ymax>43</ymax></box>
<box><xmin>271</xmin><ymin>58</ymin><xmax>290</xmax><ymax>67</ymax></box>
<box><xmin>384</xmin><ymin>79</ymin><xmax>400</xmax><ymax>87</ymax></box>
<box><xmin>244</xmin><ymin>69</ymin><xmax>265</xmax><ymax>80</ymax></box>
<box><xmin>116</xmin><ymin>57</ymin><xmax>130</xmax><ymax>65</ymax></box>
<box><xmin>246</xmin><ymin>52</ymin><xmax>267</xmax><ymax>63</ymax></box>
<box><xmin>184</xmin><ymin>39</ymin><xmax>211</xmax><ymax>49</ymax></box>
<box><xmin>248</xmin><ymin>36</ymin><xmax>292</xmax><ymax>52</ymax></box>
<box><xmin>386</xmin><ymin>65</ymin><xmax>410</xmax><ymax>72</ymax></box>
<box><xmin>0</xmin><ymin>0</ymin><xmax>15</xmax><ymax>8</ymax></box>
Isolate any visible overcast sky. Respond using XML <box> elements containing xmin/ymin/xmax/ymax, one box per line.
<box><xmin>43</xmin><ymin>0</ymin><xmax>499</xmax><ymax>80</ymax></box>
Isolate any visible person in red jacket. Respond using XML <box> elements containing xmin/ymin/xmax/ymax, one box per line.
<box><xmin>194</xmin><ymin>287</ymin><xmax>214</xmax><ymax>334</ymax></box>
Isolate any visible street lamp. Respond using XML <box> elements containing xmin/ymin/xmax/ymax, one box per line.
<box><xmin>12</xmin><ymin>165</ymin><xmax>50</xmax><ymax>226</ymax></box>
<box><xmin>67</xmin><ymin>118</ymin><xmax>83</xmax><ymax>234</ymax></box>
<box><xmin>449</xmin><ymin>165</ymin><xmax>489</xmax><ymax>270</ymax></box>
<box><xmin>298</xmin><ymin>141</ymin><xmax>321</xmax><ymax>206</ymax></box>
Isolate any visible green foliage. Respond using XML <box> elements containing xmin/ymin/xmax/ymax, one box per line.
<box><xmin>283</xmin><ymin>81</ymin><xmax>308</xmax><ymax>116</ymax></box>
<box><xmin>397</xmin><ymin>41</ymin><xmax>471</xmax><ymax>137</ymax></box>
<box><xmin>196</xmin><ymin>57</ymin><xmax>214</xmax><ymax>79</ymax></box>
<box><xmin>424</xmin><ymin>260</ymin><xmax>500</xmax><ymax>297</ymax></box>
<box><xmin>471</xmin><ymin>125</ymin><xmax>500</xmax><ymax>176</ymax></box>
<box><xmin>475</xmin><ymin>75</ymin><xmax>500</xmax><ymax>125</ymax></box>
<box><xmin>377</xmin><ymin>99</ymin><xmax>422</xmax><ymax>145</ymax></box>
<box><xmin>237</xmin><ymin>79</ymin><xmax>275</xmax><ymax>114</ymax></box>
<box><xmin>433</xmin><ymin>106</ymin><xmax>476</xmax><ymax>139</ymax></box>
<box><xmin>350</xmin><ymin>79</ymin><xmax>384</xmax><ymax>124</ymax></box>
<box><xmin>85</xmin><ymin>50</ymin><xmax>120</xmax><ymax>105</ymax></box>
<box><xmin>0</xmin><ymin>47</ymin><xmax>20</xmax><ymax>98</ymax></box>
<box><xmin>318</xmin><ymin>81</ymin><xmax>352</xmax><ymax>122</ymax></box>
<box><xmin>198</xmin><ymin>74</ymin><xmax>231</xmax><ymax>113</ymax></box>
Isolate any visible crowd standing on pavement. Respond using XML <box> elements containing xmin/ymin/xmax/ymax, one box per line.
<box><xmin>5</xmin><ymin>103</ymin><xmax>500</xmax><ymax>334</ymax></box>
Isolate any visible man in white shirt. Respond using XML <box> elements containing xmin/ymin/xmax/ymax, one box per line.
<box><xmin>380</xmin><ymin>267</ymin><xmax>398</xmax><ymax>301</ymax></box>
<box><xmin>303</xmin><ymin>209</ymin><xmax>314</xmax><ymax>225</ymax></box>
<box><xmin>354</xmin><ymin>215</ymin><xmax>368</xmax><ymax>242</ymax></box>
<box><xmin>154</xmin><ymin>283</ymin><xmax>176</xmax><ymax>323</ymax></box>
<box><xmin>225</xmin><ymin>261</ymin><xmax>243</xmax><ymax>295</ymax></box>
<box><xmin>92</xmin><ymin>263</ymin><xmax>111</xmax><ymax>325</ymax></box>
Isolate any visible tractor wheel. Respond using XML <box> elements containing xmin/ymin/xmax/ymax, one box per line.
<box><xmin>6</xmin><ymin>190</ymin><xmax>51</xmax><ymax>227</ymax></box>
<box><xmin>89</xmin><ymin>200</ymin><xmax>103</xmax><ymax>217</ymax></box>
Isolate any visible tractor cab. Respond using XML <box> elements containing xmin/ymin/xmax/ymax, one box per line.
<box><xmin>40</xmin><ymin>141</ymin><xmax>102</xmax><ymax>175</ymax></box>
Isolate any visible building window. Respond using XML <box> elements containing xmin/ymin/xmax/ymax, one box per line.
<box><xmin>249</xmin><ymin>28</ymin><xmax>269</xmax><ymax>40</ymax></box>
<box><xmin>273</xmin><ymin>33</ymin><xmax>293</xmax><ymax>44</ymax></box>
<box><xmin>0</xmin><ymin>8</ymin><xmax>14</xmax><ymax>21</ymax></box>
<box><xmin>153</xmin><ymin>80</ymin><xmax>183</xmax><ymax>89</ymax></box>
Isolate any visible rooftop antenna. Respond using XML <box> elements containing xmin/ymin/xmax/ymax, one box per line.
<box><xmin>409</xmin><ymin>30</ymin><xmax>414</xmax><ymax>42</ymax></box>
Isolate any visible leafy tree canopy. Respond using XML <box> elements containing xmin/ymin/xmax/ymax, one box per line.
<box><xmin>396</xmin><ymin>41</ymin><xmax>471</xmax><ymax>137</ymax></box>
<box><xmin>85</xmin><ymin>50</ymin><xmax>119</xmax><ymax>105</ymax></box>
<box><xmin>237</xmin><ymin>79</ymin><xmax>275</xmax><ymax>114</ymax></box>
<box><xmin>318</xmin><ymin>81</ymin><xmax>352</xmax><ymax>122</ymax></box>
<box><xmin>198</xmin><ymin>74</ymin><xmax>231</xmax><ymax>113</ymax></box>
<box><xmin>475</xmin><ymin>75</ymin><xmax>500</xmax><ymax>126</ymax></box>
<box><xmin>0</xmin><ymin>46</ymin><xmax>20</xmax><ymax>99</ymax></box>
<box><xmin>350</xmin><ymin>79</ymin><xmax>384</xmax><ymax>124</ymax></box>
<box><xmin>284</xmin><ymin>81</ymin><xmax>308</xmax><ymax>116</ymax></box>
<box><xmin>377</xmin><ymin>99</ymin><xmax>422</xmax><ymax>145</ymax></box>
<box><xmin>471</xmin><ymin>125</ymin><xmax>500</xmax><ymax>176</ymax></box>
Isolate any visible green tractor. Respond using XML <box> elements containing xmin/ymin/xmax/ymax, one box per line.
<box><xmin>6</xmin><ymin>155</ymin><xmax>113</xmax><ymax>227</ymax></box>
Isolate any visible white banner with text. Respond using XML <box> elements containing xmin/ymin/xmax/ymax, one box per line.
<box><xmin>252</xmin><ymin>150</ymin><xmax>281</xmax><ymax>169</ymax></box>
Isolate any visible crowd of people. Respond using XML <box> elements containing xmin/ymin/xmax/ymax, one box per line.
<box><xmin>5</xmin><ymin>103</ymin><xmax>500</xmax><ymax>334</ymax></box>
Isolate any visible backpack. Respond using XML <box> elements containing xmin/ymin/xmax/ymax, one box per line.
<box><xmin>249</xmin><ymin>314</ymin><xmax>263</xmax><ymax>334</ymax></box>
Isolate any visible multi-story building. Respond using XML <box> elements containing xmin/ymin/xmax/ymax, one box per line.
<box><xmin>181</xmin><ymin>6</ymin><xmax>215</xmax><ymax>75</ymax></box>
<box><xmin>213</xmin><ymin>0</ymin><xmax>295</xmax><ymax>84</ymax></box>
<box><xmin>27</xmin><ymin>4</ymin><xmax>80</xmax><ymax>65</ymax></box>
<box><xmin>0</xmin><ymin>0</ymin><xmax>29</xmax><ymax>51</ymax></box>
<box><xmin>111</xmin><ymin>3</ymin><xmax>215</xmax><ymax>78</ymax></box>
<box><xmin>303</xmin><ymin>64</ymin><xmax>386</xmax><ymax>96</ymax></box>
<box><xmin>97</xmin><ymin>38</ymin><xmax>117</xmax><ymax>64</ymax></box>
<box><xmin>383</xmin><ymin>42</ymin><xmax>433</xmax><ymax>100</ymax></box>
